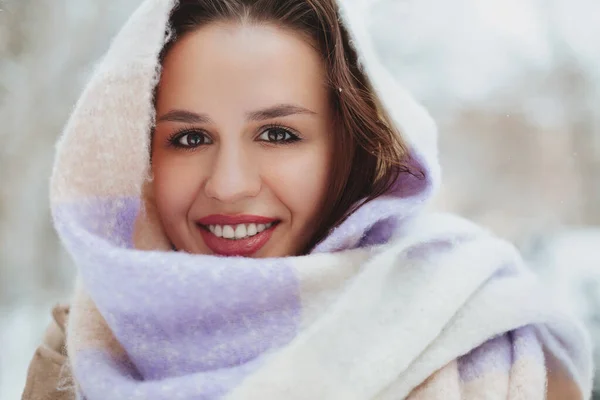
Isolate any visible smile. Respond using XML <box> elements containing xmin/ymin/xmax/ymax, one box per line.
<box><xmin>204</xmin><ymin>222</ymin><xmax>276</xmax><ymax>240</ymax></box>
<box><xmin>196</xmin><ymin>215</ymin><xmax>280</xmax><ymax>256</ymax></box>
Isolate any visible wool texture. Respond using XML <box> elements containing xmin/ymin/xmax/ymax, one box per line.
<box><xmin>49</xmin><ymin>0</ymin><xmax>593</xmax><ymax>398</ymax></box>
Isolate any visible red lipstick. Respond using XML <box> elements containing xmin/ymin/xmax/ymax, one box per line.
<box><xmin>196</xmin><ymin>214</ymin><xmax>279</xmax><ymax>257</ymax></box>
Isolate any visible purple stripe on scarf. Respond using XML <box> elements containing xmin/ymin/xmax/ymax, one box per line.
<box><xmin>458</xmin><ymin>325</ymin><xmax>544</xmax><ymax>382</ymax></box>
<box><xmin>53</xmin><ymin>199</ymin><xmax>302</xmax><ymax>390</ymax></box>
<box><xmin>492</xmin><ymin>262</ymin><xmax>519</xmax><ymax>279</ymax></box>
<box><xmin>387</xmin><ymin>151</ymin><xmax>430</xmax><ymax>198</ymax></box>
<box><xmin>313</xmin><ymin>152</ymin><xmax>431</xmax><ymax>254</ymax></box>
<box><xmin>358</xmin><ymin>217</ymin><xmax>399</xmax><ymax>247</ymax></box>
<box><xmin>404</xmin><ymin>237</ymin><xmax>468</xmax><ymax>260</ymax></box>
<box><xmin>313</xmin><ymin>197</ymin><xmax>414</xmax><ymax>253</ymax></box>
<box><xmin>74</xmin><ymin>349</ymin><xmax>263</xmax><ymax>399</ymax></box>
<box><xmin>52</xmin><ymin>197</ymin><xmax>140</xmax><ymax>248</ymax></box>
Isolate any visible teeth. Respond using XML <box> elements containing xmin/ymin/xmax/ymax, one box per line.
<box><xmin>234</xmin><ymin>224</ymin><xmax>247</xmax><ymax>239</ymax></box>
<box><xmin>222</xmin><ymin>225</ymin><xmax>235</xmax><ymax>239</ymax></box>
<box><xmin>205</xmin><ymin>222</ymin><xmax>275</xmax><ymax>240</ymax></box>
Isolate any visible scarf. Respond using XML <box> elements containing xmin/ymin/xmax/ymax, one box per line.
<box><xmin>50</xmin><ymin>0</ymin><xmax>593</xmax><ymax>398</ymax></box>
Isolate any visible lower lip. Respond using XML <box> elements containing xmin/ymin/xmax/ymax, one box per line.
<box><xmin>198</xmin><ymin>224</ymin><xmax>277</xmax><ymax>257</ymax></box>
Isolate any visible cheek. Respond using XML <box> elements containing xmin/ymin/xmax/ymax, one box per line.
<box><xmin>263</xmin><ymin>144</ymin><xmax>332</xmax><ymax>221</ymax></box>
<box><xmin>152</xmin><ymin>155</ymin><xmax>202</xmax><ymax>222</ymax></box>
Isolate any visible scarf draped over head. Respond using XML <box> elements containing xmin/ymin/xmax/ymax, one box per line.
<box><xmin>50</xmin><ymin>0</ymin><xmax>592</xmax><ymax>398</ymax></box>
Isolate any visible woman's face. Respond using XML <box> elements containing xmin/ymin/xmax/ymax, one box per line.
<box><xmin>152</xmin><ymin>22</ymin><xmax>334</xmax><ymax>257</ymax></box>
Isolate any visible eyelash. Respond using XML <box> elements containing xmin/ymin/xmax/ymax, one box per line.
<box><xmin>166</xmin><ymin>128</ymin><xmax>212</xmax><ymax>151</ymax></box>
<box><xmin>258</xmin><ymin>124</ymin><xmax>302</xmax><ymax>145</ymax></box>
<box><xmin>166</xmin><ymin>124</ymin><xmax>302</xmax><ymax>150</ymax></box>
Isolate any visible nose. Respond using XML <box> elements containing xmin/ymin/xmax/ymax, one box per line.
<box><xmin>204</xmin><ymin>143</ymin><xmax>261</xmax><ymax>203</ymax></box>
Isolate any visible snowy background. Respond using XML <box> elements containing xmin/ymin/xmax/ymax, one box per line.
<box><xmin>1</xmin><ymin>0</ymin><xmax>599</xmax><ymax>398</ymax></box>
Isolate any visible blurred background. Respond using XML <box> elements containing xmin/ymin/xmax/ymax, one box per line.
<box><xmin>0</xmin><ymin>0</ymin><xmax>598</xmax><ymax>398</ymax></box>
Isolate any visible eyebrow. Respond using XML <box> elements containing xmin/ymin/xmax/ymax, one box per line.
<box><xmin>157</xmin><ymin>104</ymin><xmax>316</xmax><ymax>124</ymax></box>
<box><xmin>157</xmin><ymin>109</ymin><xmax>212</xmax><ymax>124</ymax></box>
<box><xmin>247</xmin><ymin>104</ymin><xmax>316</xmax><ymax>121</ymax></box>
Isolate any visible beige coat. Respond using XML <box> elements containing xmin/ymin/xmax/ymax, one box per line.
<box><xmin>22</xmin><ymin>306</ymin><xmax>582</xmax><ymax>400</ymax></box>
<box><xmin>21</xmin><ymin>305</ymin><xmax>74</xmax><ymax>400</ymax></box>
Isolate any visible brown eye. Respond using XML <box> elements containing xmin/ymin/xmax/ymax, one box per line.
<box><xmin>169</xmin><ymin>130</ymin><xmax>213</xmax><ymax>148</ymax></box>
<box><xmin>258</xmin><ymin>127</ymin><xmax>299</xmax><ymax>143</ymax></box>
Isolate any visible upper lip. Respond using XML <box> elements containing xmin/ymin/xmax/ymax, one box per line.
<box><xmin>196</xmin><ymin>214</ymin><xmax>279</xmax><ymax>226</ymax></box>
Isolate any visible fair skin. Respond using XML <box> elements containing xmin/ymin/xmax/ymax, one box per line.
<box><xmin>152</xmin><ymin>21</ymin><xmax>334</xmax><ymax>257</ymax></box>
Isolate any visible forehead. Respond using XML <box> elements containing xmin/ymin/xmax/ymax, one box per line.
<box><xmin>157</xmin><ymin>22</ymin><xmax>328</xmax><ymax>111</ymax></box>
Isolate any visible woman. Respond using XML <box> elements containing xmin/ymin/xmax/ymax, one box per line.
<box><xmin>23</xmin><ymin>0</ymin><xmax>592</xmax><ymax>399</ymax></box>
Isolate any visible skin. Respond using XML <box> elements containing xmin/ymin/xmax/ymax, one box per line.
<box><xmin>151</xmin><ymin>21</ymin><xmax>335</xmax><ymax>257</ymax></box>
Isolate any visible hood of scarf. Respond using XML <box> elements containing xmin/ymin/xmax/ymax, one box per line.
<box><xmin>49</xmin><ymin>0</ymin><xmax>592</xmax><ymax>399</ymax></box>
<box><xmin>51</xmin><ymin>0</ymin><xmax>440</xmax><ymax>255</ymax></box>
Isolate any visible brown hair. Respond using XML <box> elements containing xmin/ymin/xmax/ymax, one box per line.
<box><xmin>160</xmin><ymin>0</ymin><xmax>411</xmax><ymax>253</ymax></box>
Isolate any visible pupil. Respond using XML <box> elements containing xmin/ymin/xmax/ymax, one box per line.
<box><xmin>269</xmin><ymin>129</ymin><xmax>285</xmax><ymax>141</ymax></box>
<box><xmin>189</xmin><ymin>134</ymin><xmax>201</xmax><ymax>145</ymax></box>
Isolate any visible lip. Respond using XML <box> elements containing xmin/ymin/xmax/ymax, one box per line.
<box><xmin>197</xmin><ymin>214</ymin><xmax>278</xmax><ymax>225</ymax></box>
<box><xmin>196</xmin><ymin>214</ymin><xmax>280</xmax><ymax>257</ymax></box>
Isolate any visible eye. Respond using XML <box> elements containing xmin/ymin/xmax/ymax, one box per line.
<box><xmin>169</xmin><ymin>130</ymin><xmax>213</xmax><ymax>148</ymax></box>
<box><xmin>257</xmin><ymin>127</ymin><xmax>300</xmax><ymax>143</ymax></box>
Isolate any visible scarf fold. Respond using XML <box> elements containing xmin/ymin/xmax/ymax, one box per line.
<box><xmin>50</xmin><ymin>0</ymin><xmax>592</xmax><ymax>398</ymax></box>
